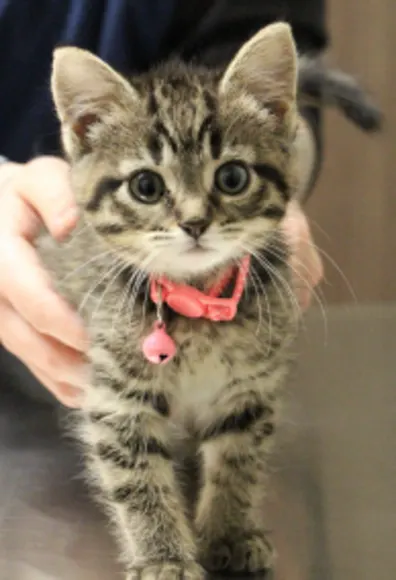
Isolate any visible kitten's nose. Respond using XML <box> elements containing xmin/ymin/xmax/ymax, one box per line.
<box><xmin>179</xmin><ymin>218</ymin><xmax>210</xmax><ymax>240</ymax></box>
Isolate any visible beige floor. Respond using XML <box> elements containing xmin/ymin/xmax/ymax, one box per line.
<box><xmin>1</xmin><ymin>304</ymin><xmax>395</xmax><ymax>580</ymax></box>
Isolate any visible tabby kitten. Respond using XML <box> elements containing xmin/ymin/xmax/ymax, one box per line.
<box><xmin>39</xmin><ymin>22</ymin><xmax>380</xmax><ymax>580</ymax></box>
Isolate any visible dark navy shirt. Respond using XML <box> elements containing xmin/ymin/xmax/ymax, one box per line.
<box><xmin>0</xmin><ymin>0</ymin><xmax>175</xmax><ymax>161</ymax></box>
<box><xmin>0</xmin><ymin>0</ymin><xmax>326</xmax><ymax>163</ymax></box>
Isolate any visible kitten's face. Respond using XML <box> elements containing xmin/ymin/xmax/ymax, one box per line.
<box><xmin>52</xmin><ymin>23</ymin><xmax>298</xmax><ymax>279</ymax></box>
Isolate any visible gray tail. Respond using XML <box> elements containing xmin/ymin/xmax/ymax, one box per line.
<box><xmin>298</xmin><ymin>58</ymin><xmax>382</xmax><ymax>132</ymax></box>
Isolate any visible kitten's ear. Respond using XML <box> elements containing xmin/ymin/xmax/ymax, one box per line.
<box><xmin>51</xmin><ymin>47</ymin><xmax>139</xmax><ymax>158</ymax></box>
<box><xmin>220</xmin><ymin>23</ymin><xmax>297</xmax><ymax>121</ymax></box>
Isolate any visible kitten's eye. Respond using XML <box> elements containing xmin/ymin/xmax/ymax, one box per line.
<box><xmin>215</xmin><ymin>162</ymin><xmax>250</xmax><ymax>195</ymax></box>
<box><xmin>128</xmin><ymin>171</ymin><xmax>165</xmax><ymax>204</ymax></box>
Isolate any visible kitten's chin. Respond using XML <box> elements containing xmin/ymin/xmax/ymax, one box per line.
<box><xmin>148</xmin><ymin>247</ymin><xmax>238</xmax><ymax>280</ymax></box>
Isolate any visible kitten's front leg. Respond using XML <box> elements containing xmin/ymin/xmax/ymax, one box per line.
<box><xmin>82</xmin><ymin>363</ymin><xmax>203</xmax><ymax>580</ymax></box>
<box><xmin>195</xmin><ymin>379</ymin><xmax>278</xmax><ymax>574</ymax></box>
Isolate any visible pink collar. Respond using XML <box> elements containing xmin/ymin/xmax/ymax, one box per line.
<box><xmin>150</xmin><ymin>255</ymin><xmax>250</xmax><ymax>322</ymax></box>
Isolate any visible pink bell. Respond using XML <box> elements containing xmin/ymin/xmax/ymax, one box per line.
<box><xmin>142</xmin><ymin>322</ymin><xmax>176</xmax><ymax>364</ymax></box>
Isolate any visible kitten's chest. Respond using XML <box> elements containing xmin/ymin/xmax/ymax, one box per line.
<box><xmin>177</xmin><ymin>343</ymin><xmax>228</xmax><ymax>410</ymax></box>
<box><xmin>170</xmin><ymin>320</ymin><xmax>246</xmax><ymax>415</ymax></box>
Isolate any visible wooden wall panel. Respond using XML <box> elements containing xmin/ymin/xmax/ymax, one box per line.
<box><xmin>306</xmin><ymin>0</ymin><xmax>395</xmax><ymax>303</ymax></box>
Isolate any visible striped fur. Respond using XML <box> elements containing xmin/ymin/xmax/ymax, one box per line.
<box><xmin>38</xmin><ymin>21</ymin><xmax>380</xmax><ymax>580</ymax></box>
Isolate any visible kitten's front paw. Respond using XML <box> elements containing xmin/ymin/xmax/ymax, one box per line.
<box><xmin>200</xmin><ymin>531</ymin><xmax>274</xmax><ymax>574</ymax></box>
<box><xmin>127</xmin><ymin>561</ymin><xmax>205</xmax><ymax>580</ymax></box>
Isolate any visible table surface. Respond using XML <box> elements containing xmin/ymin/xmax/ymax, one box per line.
<box><xmin>1</xmin><ymin>304</ymin><xmax>395</xmax><ymax>580</ymax></box>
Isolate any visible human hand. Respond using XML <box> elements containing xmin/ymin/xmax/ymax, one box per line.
<box><xmin>0</xmin><ymin>157</ymin><xmax>321</xmax><ymax>408</ymax></box>
<box><xmin>282</xmin><ymin>200</ymin><xmax>324</xmax><ymax>311</ymax></box>
<box><xmin>0</xmin><ymin>157</ymin><xmax>89</xmax><ymax>407</ymax></box>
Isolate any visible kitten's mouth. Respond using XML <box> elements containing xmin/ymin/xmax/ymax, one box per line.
<box><xmin>185</xmin><ymin>246</ymin><xmax>211</xmax><ymax>254</ymax></box>
<box><xmin>183</xmin><ymin>240</ymin><xmax>213</xmax><ymax>255</ymax></box>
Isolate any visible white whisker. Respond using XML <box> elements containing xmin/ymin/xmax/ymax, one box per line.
<box><xmin>135</xmin><ymin>248</ymin><xmax>165</xmax><ymax>334</ymax></box>
<box><xmin>62</xmin><ymin>222</ymin><xmax>93</xmax><ymax>249</ymax></box>
<box><xmin>139</xmin><ymin>275</ymin><xmax>151</xmax><ymax>337</ymax></box>
<box><xmin>244</xmin><ymin>245</ymin><xmax>292</xmax><ymax>318</ymax></box>
<box><xmin>265</xmin><ymin>245</ymin><xmax>328</xmax><ymax>342</ymax></box>
<box><xmin>307</xmin><ymin>241</ymin><xmax>357</xmax><ymax>303</ymax></box>
<box><xmin>246</xmin><ymin>245</ymin><xmax>302</xmax><ymax>327</ymax></box>
<box><xmin>247</xmin><ymin>266</ymin><xmax>264</xmax><ymax>336</ymax></box>
<box><xmin>86</xmin><ymin>259</ymin><xmax>129</xmax><ymax>323</ymax></box>
<box><xmin>109</xmin><ymin>265</ymin><xmax>144</xmax><ymax>340</ymax></box>
<box><xmin>249</xmin><ymin>264</ymin><xmax>273</xmax><ymax>357</ymax></box>
<box><xmin>76</xmin><ymin>255</ymin><xmax>124</xmax><ymax>317</ymax></box>
<box><xmin>58</xmin><ymin>248</ymin><xmax>117</xmax><ymax>286</ymax></box>
<box><xmin>260</xmin><ymin>253</ymin><xmax>302</xmax><ymax>324</ymax></box>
